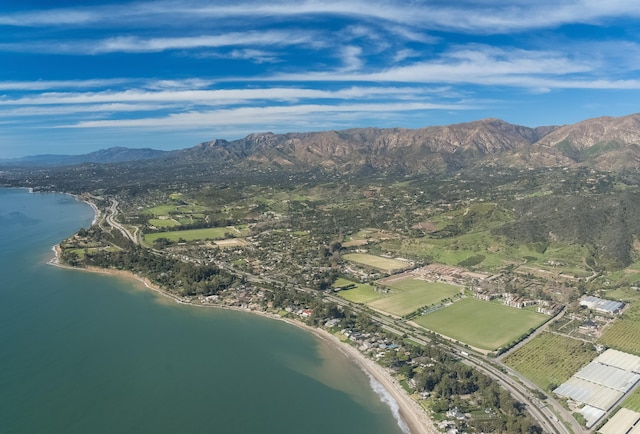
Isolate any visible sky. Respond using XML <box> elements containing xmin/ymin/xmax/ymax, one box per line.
<box><xmin>1</xmin><ymin>1</ymin><xmax>640</xmax><ymax>158</ymax></box>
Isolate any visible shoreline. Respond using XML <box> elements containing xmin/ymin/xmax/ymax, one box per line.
<box><xmin>48</xmin><ymin>245</ymin><xmax>436</xmax><ymax>434</ymax></box>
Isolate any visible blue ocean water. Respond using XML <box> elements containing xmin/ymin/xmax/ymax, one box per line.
<box><xmin>0</xmin><ymin>188</ymin><xmax>405</xmax><ymax>434</ymax></box>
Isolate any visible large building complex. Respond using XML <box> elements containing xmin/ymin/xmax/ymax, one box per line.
<box><xmin>554</xmin><ymin>349</ymin><xmax>640</xmax><ymax>428</ymax></box>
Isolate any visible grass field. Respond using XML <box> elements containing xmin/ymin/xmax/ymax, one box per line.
<box><xmin>333</xmin><ymin>278</ymin><xmax>388</xmax><ymax>304</ymax></box>
<box><xmin>343</xmin><ymin>253</ymin><xmax>410</xmax><ymax>273</ymax></box>
<box><xmin>504</xmin><ymin>332</ymin><xmax>597</xmax><ymax>390</ymax></box>
<box><xmin>144</xmin><ymin>204</ymin><xmax>177</xmax><ymax>216</ymax></box>
<box><xmin>413</xmin><ymin>298</ymin><xmax>547</xmax><ymax>350</ymax></box>
<box><xmin>623</xmin><ymin>388</ymin><xmax>640</xmax><ymax>412</ymax></box>
<box><xmin>149</xmin><ymin>218</ymin><xmax>180</xmax><ymax>228</ymax></box>
<box><xmin>144</xmin><ymin>226</ymin><xmax>247</xmax><ymax>243</ymax></box>
<box><xmin>368</xmin><ymin>279</ymin><xmax>460</xmax><ymax>317</ymax></box>
<box><xmin>378</xmin><ymin>229</ymin><xmax>592</xmax><ymax>273</ymax></box>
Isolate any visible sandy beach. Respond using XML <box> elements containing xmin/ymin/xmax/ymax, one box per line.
<box><xmin>49</xmin><ymin>244</ymin><xmax>437</xmax><ymax>434</ymax></box>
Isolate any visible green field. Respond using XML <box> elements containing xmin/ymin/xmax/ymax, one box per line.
<box><xmin>144</xmin><ymin>204</ymin><xmax>178</xmax><ymax>216</ymax></box>
<box><xmin>333</xmin><ymin>278</ymin><xmax>387</xmax><ymax>304</ymax></box>
<box><xmin>504</xmin><ymin>332</ymin><xmax>597</xmax><ymax>390</ymax></box>
<box><xmin>598</xmin><ymin>288</ymin><xmax>640</xmax><ymax>355</ymax></box>
<box><xmin>368</xmin><ymin>279</ymin><xmax>460</xmax><ymax>317</ymax></box>
<box><xmin>623</xmin><ymin>388</ymin><xmax>640</xmax><ymax>412</ymax></box>
<box><xmin>343</xmin><ymin>253</ymin><xmax>410</xmax><ymax>273</ymax></box>
<box><xmin>144</xmin><ymin>226</ymin><xmax>247</xmax><ymax>243</ymax></box>
<box><xmin>149</xmin><ymin>218</ymin><xmax>180</xmax><ymax>228</ymax></box>
<box><xmin>378</xmin><ymin>226</ymin><xmax>592</xmax><ymax>273</ymax></box>
<box><xmin>413</xmin><ymin>298</ymin><xmax>547</xmax><ymax>351</ymax></box>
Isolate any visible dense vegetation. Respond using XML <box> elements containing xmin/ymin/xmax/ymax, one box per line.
<box><xmin>7</xmin><ymin>153</ymin><xmax>640</xmax><ymax>433</ymax></box>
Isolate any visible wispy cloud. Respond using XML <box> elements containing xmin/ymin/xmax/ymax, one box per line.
<box><xmin>0</xmin><ymin>79</ymin><xmax>129</xmax><ymax>91</ymax></box>
<box><xmin>0</xmin><ymin>86</ymin><xmax>444</xmax><ymax>106</ymax></box>
<box><xmin>3</xmin><ymin>1</ymin><xmax>640</xmax><ymax>33</ymax></box>
<box><xmin>0</xmin><ymin>30</ymin><xmax>320</xmax><ymax>54</ymax></box>
<box><xmin>69</xmin><ymin>101</ymin><xmax>476</xmax><ymax>129</ymax></box>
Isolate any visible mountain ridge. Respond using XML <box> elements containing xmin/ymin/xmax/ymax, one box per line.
<box><xmin>5</xmin><ymin>112</ymin><xmax>640</xmax><ymax>172</ymax></box>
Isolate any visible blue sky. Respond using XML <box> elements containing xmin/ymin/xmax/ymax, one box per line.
<box><xmin>1</xmin><ymin>0</ymin><xmax>640</xmax><ymax>157</ymax></box>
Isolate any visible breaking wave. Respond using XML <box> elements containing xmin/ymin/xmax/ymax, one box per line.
<box><xmin>367</xmin><ymin>373</ymin><xmax>411</xmax><ymax>434</ymax></box>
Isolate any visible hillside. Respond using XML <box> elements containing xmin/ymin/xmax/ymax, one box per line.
<box><xmin>4</xmin><ymin>113</ymin><xmax>640</xmax><ymax>173</ymax></box>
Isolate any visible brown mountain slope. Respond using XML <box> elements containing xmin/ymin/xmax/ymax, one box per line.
<box><xmin>532</xmin><ymin>113</ymin><xmax>640</xmax><ymax>170</ymax></box>
<box><xmin>177</xmin><ymin>112</ymin><xmax>640</xmax><ymax>173</ymax></box>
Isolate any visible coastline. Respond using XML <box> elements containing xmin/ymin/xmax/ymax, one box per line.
<box><xmin>48</xmin><ymin>245</ymin><xmax>436</xmax><ymax>434</ymax></box>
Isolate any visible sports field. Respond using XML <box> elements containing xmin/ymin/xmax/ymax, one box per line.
<box><xmin>414</xmin><ymin>298</ymin><xmax>547</xmax><ymax>350</ymax></box>
<box><xmin>343</xmin><ymin>253</ymin><xmax>410</xmax><ymax>273</ymax></box>
<box><xmin>144</xmin><ymin>226</ymin><xmax>247</xmax><ymax>243</ymax></box>
<box><xmin>333</xmin><ymin>278</ymin><xmax>387</xmax><ymax>304</ymax></box>
<box><xmin>368</xmin><ymin>279</ymin><xmax>460</xmax><ymax>317</ymax></box>
<box><xmin>149</xmin><ymin>218</ymin><xmax>180</xmax><ymax>228</ymax></box>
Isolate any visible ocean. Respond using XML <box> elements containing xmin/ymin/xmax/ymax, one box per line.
<box><xmin>0</xmin><ymin>188</ymin><xmax>406</xmax><ymax>434</ymax></box>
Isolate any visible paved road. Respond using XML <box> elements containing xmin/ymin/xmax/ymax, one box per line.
<box><xmin>97</xmin><ymin>202</ymin><xmax>576</xmax><ymax>433</ymax></box>
<box><xmin>105</xmin><ymin>198</ymin><xmax>137</xmax><ymax>243</ymax></box>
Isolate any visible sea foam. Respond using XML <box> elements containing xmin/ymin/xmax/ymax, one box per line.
<box><xmin>367</xmin><ymin>374</ymin><xmax>411</xmax><ymax>434</ymax></box>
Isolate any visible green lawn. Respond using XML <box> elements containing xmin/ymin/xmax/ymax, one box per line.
<box><xmin>504</xmin><ymin>332</ymin><xmax>596</xmax><ymax>391</ymax></box>
<box><xmin>143</xmin><ymin>204</ymin><xmax>177</xmax><ymax>216</ymax></box>
<box><xmin>333</xmin><ymin>278</ymin><xmax>388</xmax><ymax>304</ymax></box>
<box><xmin>368</xmin><ymin>280</ymin><xmax>460</xmax><ymax>317</ymax></box>
<box><xmin>144</xmin><ymin>226</ymin><xmax>247</xmax><ymax>243</ymax></box>
<box><xmin>413</xmin><ymin>298</ymin><xmax>547</xmax><ymax>350</ymax></box>
<box><xmin>343</xmin><ymin>253</ymin><xmax>410</xmax><ymax>273</ymax></box>
<box><xmin>149</xmin><ymin>218</ymin><xmax>180</xmax><ymax>228</ymax></box>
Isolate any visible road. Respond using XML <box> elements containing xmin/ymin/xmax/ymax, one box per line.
<box><xmin>104</xmin><ymin>198</ymin><xmax>137</xmax><ymax>243</ymax></box>
<box><xmin>94</xmin><ymin>200</ymin><xmax>578</xmax><ymax>433</ymax></box>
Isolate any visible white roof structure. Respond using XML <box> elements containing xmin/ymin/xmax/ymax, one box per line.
<box><xmin>596</xmin><ymin>349</ymin><xmax>640</xmax><ymax>374</ymax></box>
<box><xmin>580</xmin><ymin>296</ymin><xmax>624</xmax><ymax>314</ymax></box>
<box><xmin>555</xmin><ymin>349</ymin><xmax>640</xmax><ymax>428</ymax></box>
<box><xmin>598</xmin><ymin>408</ymin><xmax>640</xmax><ymax>434</ymax></box>
<box><xmin>582</xmin><ymin>405</ymin><xmax>607</xmax><ymax>429</ymax></box>
<box><xmin>554</xmin><ymin>377</ymin><xmax>624</xmax><ymax>411</ymax></box>
<box><xmin>575</xmin><ymin>362</ymin><xmax>640</xmax><ymax>392</ymax></box>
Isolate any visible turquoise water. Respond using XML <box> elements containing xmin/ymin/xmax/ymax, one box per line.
<box><xmin>0</xmin><ymin>188</ymin><xmax>405</xmax><ymax>434</ymax></box>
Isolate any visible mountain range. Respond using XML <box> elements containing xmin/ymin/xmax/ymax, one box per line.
<box><xmin>4</xmin><ymin>112</ymin><xmax>640</xmax><ymax>173</ymax></box>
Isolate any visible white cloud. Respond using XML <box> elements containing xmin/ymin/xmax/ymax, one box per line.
<box><xmin>68</xmin><ymin>101</ymin><xmax>475</xmax><ymax>129</ymax></box>
<box><xmin>0</xmin><ymin>86</ymin><xmax>444</xmax><ymax>106</ymax></box>
<box><xmin>0</xmin><ymin>78</ymin><xmax>129</xmax><ymax>90</ymax></box>
<box><xmin>3</xmin><ymin>0</ymin><xmax>640</xmax><ymax>33</ymax></box>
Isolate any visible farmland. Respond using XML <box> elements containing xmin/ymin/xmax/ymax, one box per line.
<box><xmin>413</xmin><ymin>298</ymin><xmax>548</xmax><ymax>351</ymax></box>
<box><xmin>503</xmin><ymin>332</ymin><xmax>597</xmax><ymax>390</ymax></box>
<box><xmin>343</xmin><ymin>253</ymin><xmax>411</xmax><ymax>273</ymax></box>
<box><xmin>623</xmin><ymin>388</ymin><xmax>640</xmax><ymax>412</ymax></box>
<box><xmin>368</xmin><ymin>279</ymin><xmax>461</xmax><ymax>317</ymax></box>
<box><xmin>598</xmin><ymin>287</ymin><xmax>640</xmax><ymax>356</ymax></box>
<box><xmin>144</xmin><ymin>226</ymin><xmax>248</xmax><ymax>244</ymax></box>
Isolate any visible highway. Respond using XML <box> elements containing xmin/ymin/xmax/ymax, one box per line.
<box><xmin>95</xmin><ymin>199</ymin><xmax>579</xmax><ymax>433</ymax></box>
<box><xmin>104</xmin><ymin>198</ymin><xmax>137</xmax><ymax>243</ymax></box>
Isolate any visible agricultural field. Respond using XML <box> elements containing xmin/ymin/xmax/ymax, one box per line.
<box><xmin>144</xmin><ymin>226</ymin><xmax>248</xmax><ymax>244</ymax></box>
<box><xmin>343</xmin><ymin>253</ymin><xmax>411</xmax><ymax>273</ymax></box>
<box><xmin>378</xmin><ymin>226</ymin><xmax>592</xmax><ymax>274</ymax></box>
<box><xmin>599</xmin><ymin>318</ymin><xmax>640</xmax><ymax>355</ymax></box>
<box><xmin>597</xmin><ymin>287</ymin><xmax>640</xmax><ymax>355</ymax></box>
<box><xmin>333</xmin><ymin>278</ymin><xmax>387</xmax><ymax>304</ymax></box>
<box><xmin>504</xmin><ymin>332</ymin><xmax>597</xmax><ymax>391</ymax></box>
<box><xmin>413</xmin><ymin>298</ymin><xmax>547</xmax><ymax>351</ymax></box>
<box><xmin>623</xmin><ymin>388</ymin><xmax>640</xmax><ymax>412</ymax></box>
<box><xmin>368</xmin><ymin>279</ymin><xmax>461</xmax><ymax>317</ymax></box>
